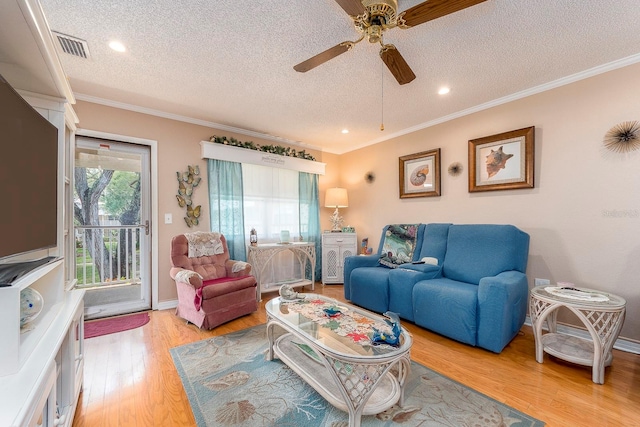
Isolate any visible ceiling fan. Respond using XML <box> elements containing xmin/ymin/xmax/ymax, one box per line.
<box><xmin>294</xmin><ymin>0</ymin><xmax>487</xmax><ymax>85</ymax></box>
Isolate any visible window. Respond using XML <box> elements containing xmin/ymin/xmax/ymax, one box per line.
<box><xmin>207</xmin><ymin>157</ymin><xmax>321</xmax><ymax>279</ymax></box>
<box><xmin>242</xmin><ymin>164</ymin><xmax>300</xmax><ymax>242</ymax></box>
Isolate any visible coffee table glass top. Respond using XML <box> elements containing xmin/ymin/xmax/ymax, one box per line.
<box><xmin>266</xmin><ymin>294</ymin><xmax>412</xmax><ymax>358</ymax></box>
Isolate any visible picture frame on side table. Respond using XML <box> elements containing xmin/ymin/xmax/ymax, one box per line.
<box><xmin>399</xmin><ymin>148</ymin><xmax>441</xmax><ymax>198</ymax></box>
<box><xmin>468</xmin><ymin>126</ymin><xmax>535</xmax><ymax>192</ymax></box>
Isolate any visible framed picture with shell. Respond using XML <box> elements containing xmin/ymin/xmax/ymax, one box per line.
<box><xmin>399</xmin><ymin>148</ymin><xmax>441</xmax><ymax>198</ymax></box>
<box><xmin>468</xmin><ymin>126</ymin><xmax>535</xmax><ymax>192</ymax></box>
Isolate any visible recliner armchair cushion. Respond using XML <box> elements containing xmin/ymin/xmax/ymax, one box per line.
<box><xmin>442</xmin><ymin>224</ymin><xmax>529</xmax><ymax>285</ymax></box>
<box><xmin>388</xmin><ymin>265</ymin><xmax>440</xmax><ymax>321</ymax></box>
<box><xmin>196</xmin><ymin>275</ymin><xmax>255</xmax><ymax>310</ymax></box>
<box><xmin>413</xmin><ymin>278</ymin><xmax>478</xmax><ymax>346</ymax></box>
<box><xmin>415</xmin><ymin>223</ymin><xmax>451</xmax><ymax>265</ymax></box>
<box><xmin>349</xmin><ymin>267</ymin><xmax>391</xmax><ymax>313</ymax></box>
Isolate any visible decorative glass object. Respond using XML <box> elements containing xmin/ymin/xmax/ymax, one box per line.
<box><xmin>20</xmin><ymin>287</ymin><xmax>44</xmax><ymax>328</ymax></box>
<box><xmin>280</xmin><ymin>230</ymin><xmax>290</xmax><ymax>243</ymax></box>
<box><xmin>250</xmin><ymin>228</ymin><xmax>258</xmax><ymax>246</ymax></box>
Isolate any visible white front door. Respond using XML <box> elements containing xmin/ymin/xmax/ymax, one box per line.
<box><xmin>74</xmin><ymin>136</ymin><xmax>152</xmax><ymax>319</ymax></box>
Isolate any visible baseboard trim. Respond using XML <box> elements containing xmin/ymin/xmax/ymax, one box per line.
<box><xmin>524</xmin><ymin>316</ymin><xmax>640</xmax><ymax>355</ymax></box>
<box><xmin>155</xmin><ymin>299</ymin><xmax>178</xmax><ymax>311</ymax></box>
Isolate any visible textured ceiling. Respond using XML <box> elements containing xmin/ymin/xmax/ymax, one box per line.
<box><xmin>35</xmin><ymin>0</ymin><xmax>640</xmax><ymax>154</ymax></box>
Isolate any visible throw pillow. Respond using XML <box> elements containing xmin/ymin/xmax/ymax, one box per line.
<box><xmin>379</xmin><ymin>224</ymin><xmax>419</xmax><ymax>268</ymax></box>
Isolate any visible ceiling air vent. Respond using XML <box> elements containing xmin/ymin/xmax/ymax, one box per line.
<box><xmin>52</xmin><ymin>31</ymin><xmax>90</xmax><ymax>59</ymax></box>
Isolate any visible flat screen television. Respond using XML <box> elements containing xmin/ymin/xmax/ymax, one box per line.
<box><xmin>0</xmin><ymin>73</ymin><xmax>58</xmax><ymax>264</ymax></box>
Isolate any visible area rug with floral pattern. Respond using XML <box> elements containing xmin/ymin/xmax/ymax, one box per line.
<box><xmin>170</xmin><ymin>325</ymin><xmax>544</xmax><ymax>427</ymax></box>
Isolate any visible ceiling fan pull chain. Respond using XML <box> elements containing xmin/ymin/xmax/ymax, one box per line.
<box><xmin>380</xmin><ymin>59</ymin><xmax>385</xmax><ymax>131</ymax></box>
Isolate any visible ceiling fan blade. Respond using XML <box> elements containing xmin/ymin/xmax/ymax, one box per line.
<box><xmin>400</xmin><ymin>0</ymin><xmax>487</xmax><ymax>28</ymax></box>
<box><xmin>294</xmin><ymin>42</ymin><xmax>354</xmax><ymax>73</ymax></box>
<box><xmin>334</xmin><ymin>0</ymin><xmax>366</xmax><ymax>16</ymax></box>
<box><xmin>380</xmin><ymin>45</ymin><xmax>416</xmax><ymax>85</ymax></box>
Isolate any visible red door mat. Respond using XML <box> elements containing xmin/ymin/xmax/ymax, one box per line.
<box><xmin>84</xmin><ymin>312</ymin><xmax>150</xmax><ymax>338</ymax></box>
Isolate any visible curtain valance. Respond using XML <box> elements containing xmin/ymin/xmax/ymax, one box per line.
<box><xmin>200</xmin><ymin>141</ymin><xmax>326</xmax><ymax>175</ymax></box>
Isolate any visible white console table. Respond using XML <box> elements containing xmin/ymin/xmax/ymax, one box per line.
<box><xmin>247</xmin><ymin>242</ymin><xmax>316</xmax><ymax>300</ymax></box>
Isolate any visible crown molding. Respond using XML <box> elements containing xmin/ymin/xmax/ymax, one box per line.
<box><xmin>342</xmin><ymin>53</ymin><xmax>640</xmax><ymax>155</ymax></box>
<box><xmin>73</xmin><ymin>93</ymin><xmax>323</xmax><ymax>152</ymax></box>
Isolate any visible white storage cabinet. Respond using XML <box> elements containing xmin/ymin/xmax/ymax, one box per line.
<box><xmin>321</xmin><ymin>232</ymin><xmax>357</xmax><ymax>284</ymax></box>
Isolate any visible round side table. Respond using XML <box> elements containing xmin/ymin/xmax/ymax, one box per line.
<box><xmin>529</xmin><ymin>285</ymin><xmax>626</xmax><ymax>384</ymax></box>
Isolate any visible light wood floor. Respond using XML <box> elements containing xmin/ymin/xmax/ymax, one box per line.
<box><xmin>72</xmin><ymin>284</ymin><xmax>640</xmax><ymax>427</ymax></box>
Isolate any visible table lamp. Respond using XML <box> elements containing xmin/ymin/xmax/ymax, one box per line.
<box><xmin>325</xmin><ymin>187</ymin><xmax>348</xmax><ymax>232</ymax></box>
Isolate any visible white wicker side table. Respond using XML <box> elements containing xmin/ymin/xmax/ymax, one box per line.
<box><xmin>529</xmin><ymin>285</ymin><xmax>626</xmax><ymax>384</ymax></box>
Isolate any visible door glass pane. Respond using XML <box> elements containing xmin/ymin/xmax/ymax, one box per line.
<box><xmin>74</xmin><ymin>137</ymin><xmax>150</xmax><ymax>318</ymax></box>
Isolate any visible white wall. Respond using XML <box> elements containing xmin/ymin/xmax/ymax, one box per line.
<box><xmin>338</xmin><ymin>62</ymin><xmax>640</xmax><ymax>341</ymax></box>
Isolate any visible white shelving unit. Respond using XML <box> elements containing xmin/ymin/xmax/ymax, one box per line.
<box><xmin>0</xmin><ymin>1</ymin><xmax>83</xmax><ymax>424</ymax></box>
<box><xmin>0</xmin><ymin>254</ymin><xmax>85</xmax><ymax>423</ymax></box>
<box><xmin>0</xmin><ymin>259</ymin><xmax>64</xmax><ymax>376</ymax></box>
<box><xmin>321</xmin><ymin>232</ymin><xmax>357</xmax><ymax>284</ymax></box>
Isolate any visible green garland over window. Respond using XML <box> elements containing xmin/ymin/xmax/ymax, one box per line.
<box><xmin>209</xmin><ymin>135</ymin><xmax>316</xmax><ymax>161</ymax></box>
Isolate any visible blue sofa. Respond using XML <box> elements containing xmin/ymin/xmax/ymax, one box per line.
<box><xmin>343</xmin><ymin>223</ymin><xmax>530</xmax><ymax>353</ymax></box>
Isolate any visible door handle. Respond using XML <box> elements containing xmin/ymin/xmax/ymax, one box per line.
<box><xmin>138</xmin><ymin>220</ymin><xmax>150</xmax><ymax>235</ymax></box>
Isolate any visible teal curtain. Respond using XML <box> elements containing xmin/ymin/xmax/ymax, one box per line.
<box><xmin>208</xmin><ymin>159</ymin><xmax>246</xmax><ymax>261</ymax></box>
<box><xmin>299</xmin><ymin>172</ymin><xmax>322</xmax><ymax>281</ymax></box>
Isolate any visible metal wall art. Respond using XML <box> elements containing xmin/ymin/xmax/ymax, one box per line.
<box><xmin>603</xmin><ymin>121</ymin><xmax>640</xmax><ymax>153</ymax></box>
<box><xmin>468</xmin><ymin>126</ymin><xmax>535</xmax><ymax>192</ymax></box>
<box><xmin>448</xmin><ymin>162</ymin><xmax>463</xmax><ymax>176</ymax></box>
<box><xmin>176</xmin><ymin>165</ymin><xmax>202</xmax><ymax>227</ymax></box>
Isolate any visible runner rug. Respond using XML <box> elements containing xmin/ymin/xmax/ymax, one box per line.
<box><xmin>84</xmin><ymin>311</ymin><xmax>150</xmax><ymax>339</ymax></box>
<box><xmin>170</xmin><ymin>325</ymin><xmax>544</xmax><ymax>427</ymax></box>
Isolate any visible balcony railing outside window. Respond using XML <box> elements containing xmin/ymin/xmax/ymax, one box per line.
<box><xmin>75</xmin><ymin>225</ymin><xmax>142</xmax><ymax>288</ymax></box>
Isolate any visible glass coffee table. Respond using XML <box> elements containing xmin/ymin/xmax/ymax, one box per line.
<box><xmin>266</xmin><ymin>294</ymin><xmax>412</xmax><ymax>427</ymax></box>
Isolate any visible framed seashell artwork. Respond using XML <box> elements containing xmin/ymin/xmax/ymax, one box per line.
<box><xmin>468</xmin><ymin>126</ymin><xmax>535</xmax><ymax>193</ymax></box>
<box><xmin>399</xmin><ymin>148</ymin><xmax>441</xmax><ymax>198</ymax></box>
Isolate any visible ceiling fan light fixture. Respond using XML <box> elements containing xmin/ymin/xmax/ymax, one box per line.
<box><xmin>356</xmin><ymin>0</ymin><xmax>399</xmax><ymax>40</ymax></box>
<box><xmin>367</xmin><ymin>25</ymin><xmax>383</xmax><ymax>43</ymax></box>
<box><xmin>362</xmin><ymin>0</ymin><xmax>398</xmax><ymax>27</ymax></box>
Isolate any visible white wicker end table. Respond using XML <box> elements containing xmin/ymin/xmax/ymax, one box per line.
<box><xmin>529</xmin><ymin>285</ymin><xmax>626</xmax><ymax>384</ymax></box>
<box><xmin>266</xmin><ymin>294</ymin><xmax>412</xmax><ymax>427</ymax></box>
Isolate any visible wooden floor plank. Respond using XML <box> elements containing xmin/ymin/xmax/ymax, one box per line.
<box><xmin>72</xmin><ymin>284</ymin><xmax>640</xmax><ymax>427</ymax></box>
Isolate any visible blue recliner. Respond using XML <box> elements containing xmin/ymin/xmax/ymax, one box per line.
<box><xmin>344</xmin><ymin>223</ymin><xmax>530</xmax><ymax>353</ymax></box>
<box><xmin>387</xmin><ymin>223</ymin><xmax>451</xmax><ymax>321</ymax></box>
<box><xmin>343</xmin><ymin>224</ymin><xmax>426</xmax><ymax>314</ymax></box>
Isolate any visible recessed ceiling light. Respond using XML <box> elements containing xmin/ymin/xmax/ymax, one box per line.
<box><xmin>341</xmin><ymin>129</ymin><xmax>349</xmax><ymax>134</ymax></box>
<box><xmin>109</xmin><ymin>41</ymin><xmax>126</xmax><ymax>52</ymax></box>
<box><xmin>438</xmin><ymin>87</ymin><xmax>450</xmax><ymax>95</ymax></box>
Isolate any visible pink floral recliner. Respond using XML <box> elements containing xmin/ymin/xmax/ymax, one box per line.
<box><xmin>170</xmin><ymin>231</ymin><xmax>257</xmax><ymax>329</ymax></box>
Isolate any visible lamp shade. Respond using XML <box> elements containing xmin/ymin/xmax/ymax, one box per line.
<box><xmin>325</xmin><ymin>187</ymin><xmax>348</xmax><ymax>208</ymax></box>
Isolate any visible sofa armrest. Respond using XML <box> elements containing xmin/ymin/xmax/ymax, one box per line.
<box><xmin>397</xmin><ymin>262</ymin><xmax>441</xmax><ymax>275</ymax></box>
<box><xmin>343</xmin><ymin>255</ymin><xmax>379</xmax><ymax>300</ymax></box>
<box><xmin>225</xmin><ymin>259</ymin><xmax>252</xmax><ymax>278</ymax></box>
<box><xmin>477</xmin><ymin>270</ymin><xmax>529</xmax><ymax>353</ymax></box>
<box><xmin>170</xmin><ymin>267</ymin><xmax>204</xmax><ymax>289</ymax></box>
